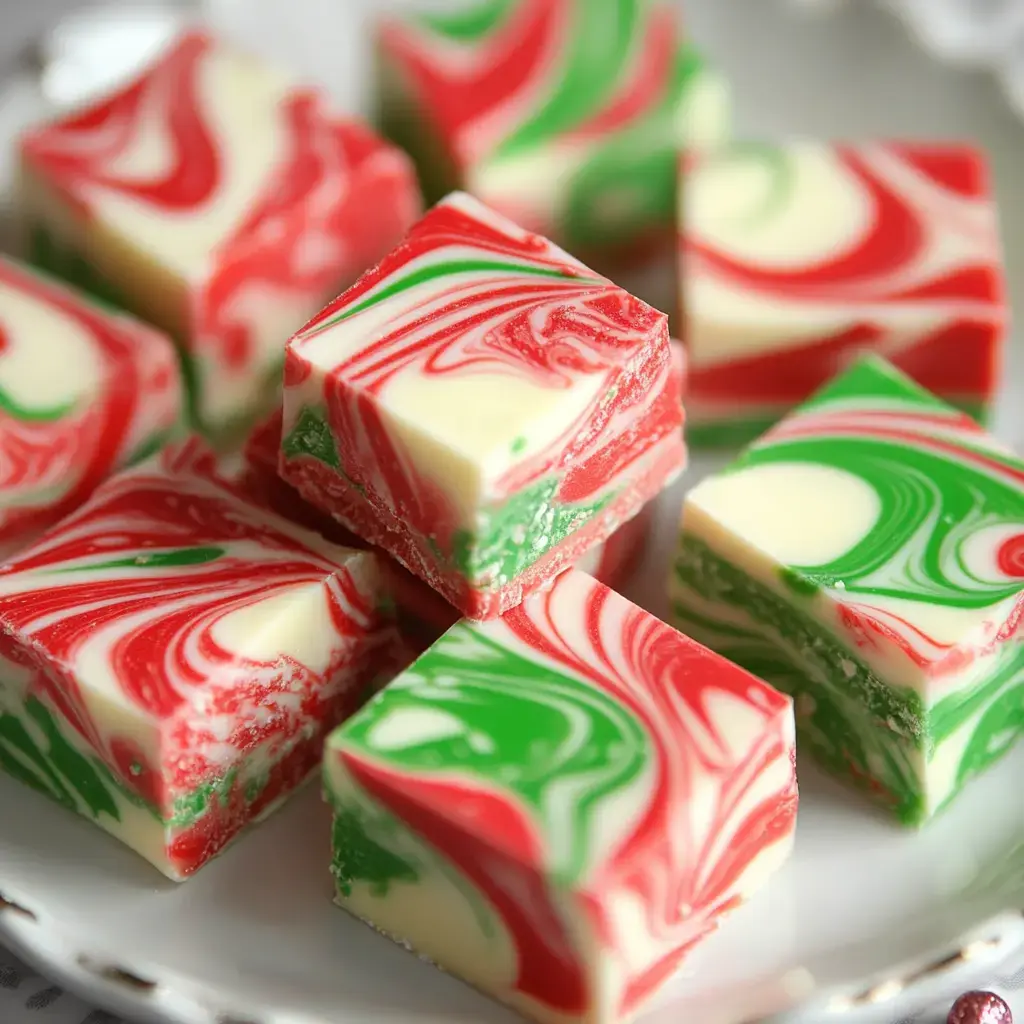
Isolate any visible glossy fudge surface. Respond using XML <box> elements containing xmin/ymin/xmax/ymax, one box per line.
<box><xmin>325</xmin><ymin>568</ymin><xmax>797</xmax><ymax>1024</ymax></box>
<box><xmin>281</xmin><ymin>192</ymin><xmax>685</xmax><ymax>619</ymax></box>
<box><xmin>20</xmin><ymin>29</ymin><xmax>420</xmax><ymax>438</ymax></box>
<box><xmin>0</xmin><ymin>439</ymin><xmax>393</xmax><ymax>880</ymax></box>
<box><xmin>377</xmin><ymin>0</ymin><xmax>728</xmax><ymax>259</ymax></box>
<box><xmin>681</xmin><ymin>142</ymin><xmax>1005</xmax><ymax>447</ymax></box>
<box><xmin>0</xmin><ymin>256</ymin><xmax>182</xmax><ymax>557</ymax></box>
<box><xmin>670</xmin><ymin>356</ymin><xmax>1024</xmax><ymax>823</ymax></box>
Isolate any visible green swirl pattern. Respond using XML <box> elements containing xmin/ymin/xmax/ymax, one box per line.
<box><xmin>670</xmin><ymin>357</ymin><xmax>1024</xmax><ymax>823</ymax></box>
<box><xmin>380</xmin><ymin>0</ymin><xmax>728</xmax><ymax>252</ymax></box>
<box><xmin>737</xmin><ymin>361</ymin><xmax>1024</xmax><ymax>610</ymax></box>
<box><xmin>0</xmin><ymin>695</ymin><xmax>130</xmax><ymax>822</ymax></box>
<box><xmin>0</xmin><ymin>687</ymin><xmax>307</xmax><ymax>835</ymax></box>
<box><xmin>283</xmin><ymin>404</ymin><xmax>614</xmax><ymax>591</ymax></box>
<box><xmin>333</xmin><ymin>622</ymin><xmax>649</xmax><ymax>883</ymax></box>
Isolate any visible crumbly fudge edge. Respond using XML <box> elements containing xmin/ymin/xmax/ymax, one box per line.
<box><xmin>281</xmin><ymin>326</ymin><xmax>684</xmax><ymax>617</ymax></box>
<box><xmin>0</xmin><ymin>605</ymin><xmax>394</xmax><ymax>880</ymax></box>
<box><xmin>670</xmin><ymin>530</ymin><xmax>1024</xmax><ymax>824</ymax></box>
<box><xmin>282</xmin><ymin>418</ymin><xmax>683</xmax><ymax>618</ymax></box>
<box><xmin>0</xmin><ymin>679</ymin><xmax>333</xmax><ymax>879</ymax></box>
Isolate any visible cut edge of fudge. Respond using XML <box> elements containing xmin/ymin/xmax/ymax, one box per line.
<box><xmin>280</xmin><ymin>381</ymin><xmax>683</xmax><ymax>620</ymax></box>
<box><xmin>240</xmin><ymin>406</ymin><xmax>464</xmax><ymax>642</ymax></box>
<box><xmin>243</xmin><ymin>403</ymin><xmax>661</xmax><ymax>639</ymax></box>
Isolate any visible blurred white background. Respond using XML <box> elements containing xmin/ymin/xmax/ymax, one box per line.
<box><xmin>810</xmin><ymin>0</ymin><xmax>1024</xmax><ymax>117</ymax></box>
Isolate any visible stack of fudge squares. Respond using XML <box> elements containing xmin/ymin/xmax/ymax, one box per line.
<box><xmin>0</xmin><ymin>2</ymin><xmax>1019</xmax><ymax>1023</ymax></box>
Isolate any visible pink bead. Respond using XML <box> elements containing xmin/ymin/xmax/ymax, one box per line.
<box><xmin>948</xmin><ymin>990</ymin><xmax>1013</xmax><ymax>1024</ymax></box>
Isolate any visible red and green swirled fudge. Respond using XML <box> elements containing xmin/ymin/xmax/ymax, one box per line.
<box><xmin>680</xmin><ymin>142</ymin><xmax>1005</xmax><ymax>447</ymax></box>
<box><xmin>325</xmin><ymin>568</ymin><xmax>797</xmax><ymax>1024</ymax></box>
<box><xmin>280</xmin><ymin>192</ymin><xmax>686</xmax><ymax>620</ymax></box>
<box><xmin>0</xmin><ymin>256</ymin><xmax>182</xmax><ymax>558</ymax></box>
<box><xmin>376</xmin><ymin>0</ymin><xmax>728</xmax><ymax>262</ymax></box>
<box><xmin>0</xmin><ymin>439</ymin><xmax>395</xmax><ymax>879</ymax></box>
<box><xmin>18</xmin><ymin>29</ymin><xmax>420</xmax><ymax>440</ymax></box>
<box><xmin>670</xmin><ymin>355</ymin><xmax>1024</xmax><ymax>824</ymax></box>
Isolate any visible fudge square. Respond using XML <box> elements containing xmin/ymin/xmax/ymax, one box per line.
<box><xmin>0</xmin><ymin>439</ymin><xmax>395</xmax><ymax>880</ymax></box>
<box><xmin>376</xmin><ymin>0</ymin><xmax>728</xmax><ymax>261</ymax></box>
<box><xmin>281</xmin><ymin>192</ymin><xmax>686</xmax><ymax>620</ymax></box>
<box><xmin>325</xmin><ymin>569</ymin><xmax>797</xmax><ymax>1024</ymax></box>
<box><xmin>670</xmin><ymin>355</ymin><xmax>1024</xmax><ymax>825</ymax></box>
<box><xmin>681</xmin><ymin>141</ymin><xmax>1006</xmax><ymax>447</ymax></box>
<box><xmin>0</xmin><ymin>256</ymin><xmax>182</xmax><ymax>558</ymax></box>
<box><xmin>18</xmin><ymin>29</ymin><xmax>421</xmax><ymax>440</ymax></box>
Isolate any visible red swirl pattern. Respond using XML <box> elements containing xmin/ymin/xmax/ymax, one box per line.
<box><xmin>20</xmin><ymin>30</ymin><xmax>421</xmax><ymax>429</ymax></box>
<box><xmin>379</xmin><ymin>0</ymin><xmax>563</xmax><ymax>166</ymax></box>
<box><xmin>296</xmin><ymin>198</ymin><xmax>666</xmax><ymax>391</ymax></box>
<box><xmin>683</xmin><ymin>144</ymin><xmax>1005</xmax><ymax>419</ymax></box>
<box><xmin>198</xmin><ymin>97</ymin><xmax>421</xmax><ymax>376</ymax></box>
<box><xmin>0</xmin><ymin>439</ymin><xmax>392</xmax><ymax>874</ymax></box>
<box><xmin>378</xmin><ymin>0</ymin><xmax>679</xmax><ymax>166</ymax></box>
<box><xmin>288</xmin><ymin>196</ymin><xmax>675</xmax><ymax>496</ymax></box>
<box><xmin>997</xmin><ymin>534</ymin><xmax>1024</xmax><ymax>578</ymax></box>
<box><xmin>0</xmin><ymin>257</ymin><xmax>182</xmax><ymax>552</ymax></box>
<box><xmin>502</xmin><ymin>578</ymin><xmax>798</xmax><ymax>1014</ymax></box>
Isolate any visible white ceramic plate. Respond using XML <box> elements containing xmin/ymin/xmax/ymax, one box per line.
<box><xmin>0</xmin><ymin>455</ymin><xmax>1023</xmax><ymax>1024</ymax></box>
<box><xmin>1</xmin><ymin>4</ymin><xmax>1023</xmax><ymax>1024</ymax></box>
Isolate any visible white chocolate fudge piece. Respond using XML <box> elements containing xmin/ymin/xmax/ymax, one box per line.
<box><xmin>281</xmin><ymin>192</ymin><xmax>686</xmax><ymax>620</ymax></box>
<box><xmin>325</xmin><ymin>568</ymin><xmax>797</xmax><ymax>1023</ymax></box>
<box><xmin>19</xmin><ymin>30</ymin><xmax>421</xmax><ymax>438</ymax></box>
<box><xmin>0</xmin><ymin>439</ymin><xmax>395</xmax><ymax>879</ymax></box>
<box><xmin>670</xmin><ymin>356</ymin><xmax>1024</xmax><ymax>823</ymax></box>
